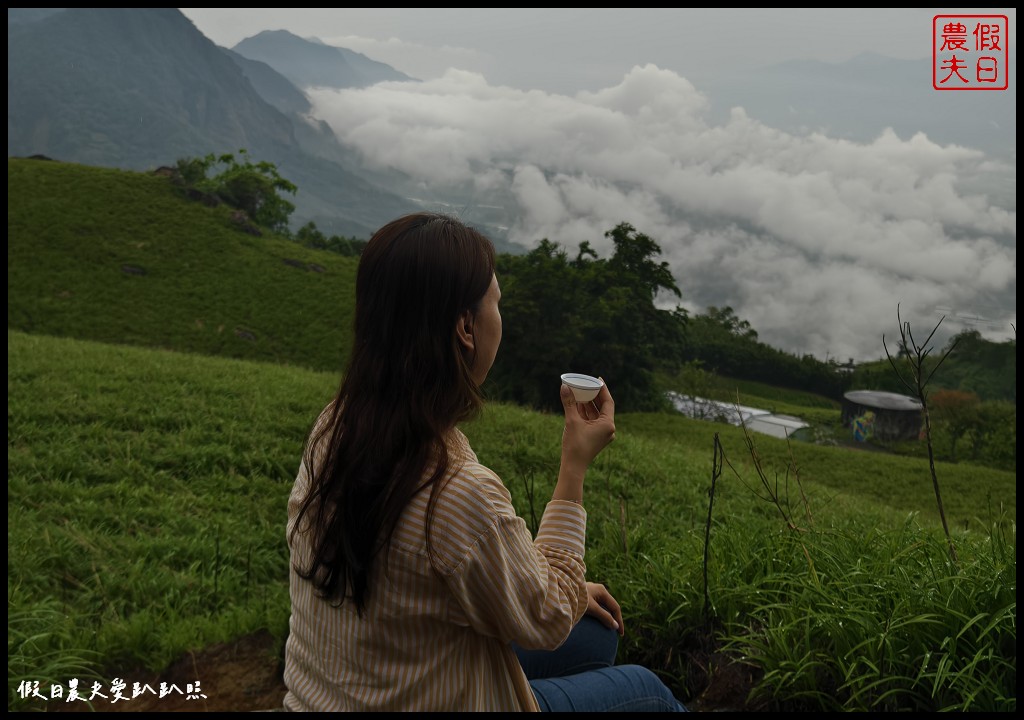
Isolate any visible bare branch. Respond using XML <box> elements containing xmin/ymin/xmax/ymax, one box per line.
<box><xmin>921</xmin><ymin>315</ymin><xmax>946</xmax><ymax>349</ymax></box>
<box><xmin>881</xmin><ymin>305</ymin><xmax>959</xmax><ymax>566</ymax></box>
<box><xmin>923</xmin><ymin>336</ymin><xmax>961</xmax><ymax>387</ymax></box>
<box><xmin>883</xmin><ymin>334</ymin><xmax>914</xmax><ymax>393</ymax></box>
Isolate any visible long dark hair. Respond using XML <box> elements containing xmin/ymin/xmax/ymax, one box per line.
<box><xmin>291</xmin><ymin>212</ymin><xmax>496</xmax><ymax>614</ymax></box>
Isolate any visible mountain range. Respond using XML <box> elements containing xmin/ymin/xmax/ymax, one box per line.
<box><xmin>7</xmin><ymin>8</ymin><xmax>1015</xmax><ymax>263</ymax></box>
<box><xmin>233</xmin><ymin>29</ymin><xmax>416</xmax><ymax>90</ymax></box>
<box><xmin>7</xmin><ymin>7</ymin><xmax>519</xmax><ymax>248</ymax></box>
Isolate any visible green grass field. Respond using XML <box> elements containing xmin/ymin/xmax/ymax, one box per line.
<box><xmin>7</xmin><ymin>158</ymin><xmax>1016</xmax><ymax>711</ymax></box>
<box><xmin>8</xmin><ymin>330</ymin><xmax>1016</xmax><ymax>711</ymax></box>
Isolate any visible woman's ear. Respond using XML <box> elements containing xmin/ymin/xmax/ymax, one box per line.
<box><xmin>455</xmin><ymin>310</ymin><xmax>475</xmax><ymax>353</ymax></box>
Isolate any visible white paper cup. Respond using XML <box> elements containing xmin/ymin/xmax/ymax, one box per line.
<box><xmin>560</xmin><ymin>373</ymin><xmax>604</xmax><ymax>403</ymax></box>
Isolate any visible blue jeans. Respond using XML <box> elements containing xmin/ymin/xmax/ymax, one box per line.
<box><xmin>513</xmin><ymin>616</ymin><xmax>687</xmax><ymax>712</ymax></box>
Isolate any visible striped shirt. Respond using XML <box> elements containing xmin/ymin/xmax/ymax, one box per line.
<box><xmin>282</xmin><ymin>428</ymin><xmax>588</xmax><ymax>711</ymax></box>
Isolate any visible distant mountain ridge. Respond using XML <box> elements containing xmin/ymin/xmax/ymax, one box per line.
<box><xmin>7</xmin><ymin>7</ymin><xmax>297</xmax><ymax>169</ymax></box>
<box><xmin>704</xmin><ymin>51</ymin><xmax>1016</xmax><ymax>167</ymax></box>
<box><xmin>223</xmin><ymin>48</ymin><xmax>313</xmax><ymax>116</ymax></box>
<box><xmin>6</xmin><ymin>8</ymin><xmax>519</xmax><ymax>245</ymax></box>
<box><xmin>232</xmin><ymin>29</ymin><xmax>418</xmax><ymax>89</ymax></box>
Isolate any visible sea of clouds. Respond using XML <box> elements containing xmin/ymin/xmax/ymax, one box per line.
<box><xmin>306</xmin><ymin>64</ymin><xmax>1016</xmax><ymax>362</ymax></box>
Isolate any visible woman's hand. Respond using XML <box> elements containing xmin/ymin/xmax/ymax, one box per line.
<box><xmin>552</xmin><ymin>381</ymin><xmax>615</xmax><ymax>504</ymax></box>
<box><xmin>560</xmin><ymin>381</ymin><xmax>616</xmax><ymax>471</ymax></box>
<box><xmin>585</xmin><ymin>581</ymin><xmax>624</xmax><ymax>637</ymax></box>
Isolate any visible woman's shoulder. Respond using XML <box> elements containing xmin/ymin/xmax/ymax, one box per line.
<box><xmin>428</xmin><ymin>459</ymin><xmax>525</xmax><ymax>575</ymax></box>
<box><xmin>426</xmin><ymin>434</ymin><xmax>519</xmax><ymax>552</ymax></box>
<box><xmin>441</xmin><ymin>455</ymin><xmax>512</xmax><ymax>516</ymax></box>
<box><xmin>443</xmin><ymin>429</ymin><xmax>509</xmax><ymax>503</ymax></box>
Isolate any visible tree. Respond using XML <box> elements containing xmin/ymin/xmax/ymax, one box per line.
<box><xmin>295</xmin><ymin>221</ymin><xmax>327</xmax><ymax>248</ymax></box>
<box><xmin>489</xmin><ymin>240</ymin><xmax>586</xmax><ymax>410</ymax></box>
<box><xmin>605</xmin><ymin>222</ymin><xmax>680</xmax><ymax>300</ymax></box>
<box><xmin>174</xmin><ymin>149</ymin><xmax>297</xmax><ymax>233</ymax></box>
<box><xmin>929</xmin><ymin>389</ymin><xmax>981</xmax><ymax>462</ymax></box>
<box><xmin>487</xmin><ymin>225</ymin><xmax>686</xmax><ymax>412</ymax></box>
<box><xmin>293</xmin><ymin>221</ymin><xmax>367</xmax><ymax>255</ymax></box>
<box><xmin>705</xmin><ymin>305</ymin><xmax>758</xmax><ymax>340</ymax></box>
<box><xmin>968</xmin><ymin>400</ymin><xmax>1016</xmax><ymax>470</ymax></box>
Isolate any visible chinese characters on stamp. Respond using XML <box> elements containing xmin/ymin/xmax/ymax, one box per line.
<box><xmin>933</xmin><ymin>15</ymin><xmax>1009</xmax><ymax>90</ymax></box>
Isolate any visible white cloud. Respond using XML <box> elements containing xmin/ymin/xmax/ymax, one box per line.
<box><xmin>306</xmin><ymin>64</ymin><xmax>1016</xmax><ymax>361</ymax></box>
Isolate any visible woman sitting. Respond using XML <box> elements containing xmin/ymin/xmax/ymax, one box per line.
<box><xmin>282</xmin><ymin>212</ymin><xmax>686</xmax><ymax>712</ymax></box>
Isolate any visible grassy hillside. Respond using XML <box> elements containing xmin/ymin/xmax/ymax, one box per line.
<box><xmin>7</xmin><ymin>157</ymin><xmax>1016</xmax><ymax>711</ymax></box>
<box><xmin>8</xmin><ymin>157</ymin><xmax>358</xmax><ymax>373</ymax></box>
<box><xmin>8</xmin><ymin>331</ymin><xmax>1016</xmax><ymax>710</ymax></box>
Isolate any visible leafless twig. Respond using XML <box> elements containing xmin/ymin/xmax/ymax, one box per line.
<box><xmin>883</xmin><ymin>303</ymin><xmax>959</xmax><ymax>565</ymax></box>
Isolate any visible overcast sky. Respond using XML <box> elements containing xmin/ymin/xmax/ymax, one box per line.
<box><xmin>179</xmin><ymin>8</ymin><xmax>1016</xmax><ymax>362</ymax></box>
<box><xmin>180</xmin><ymin>8</ymin><xmax>1014</xmax><ymax>94</ymax></box>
